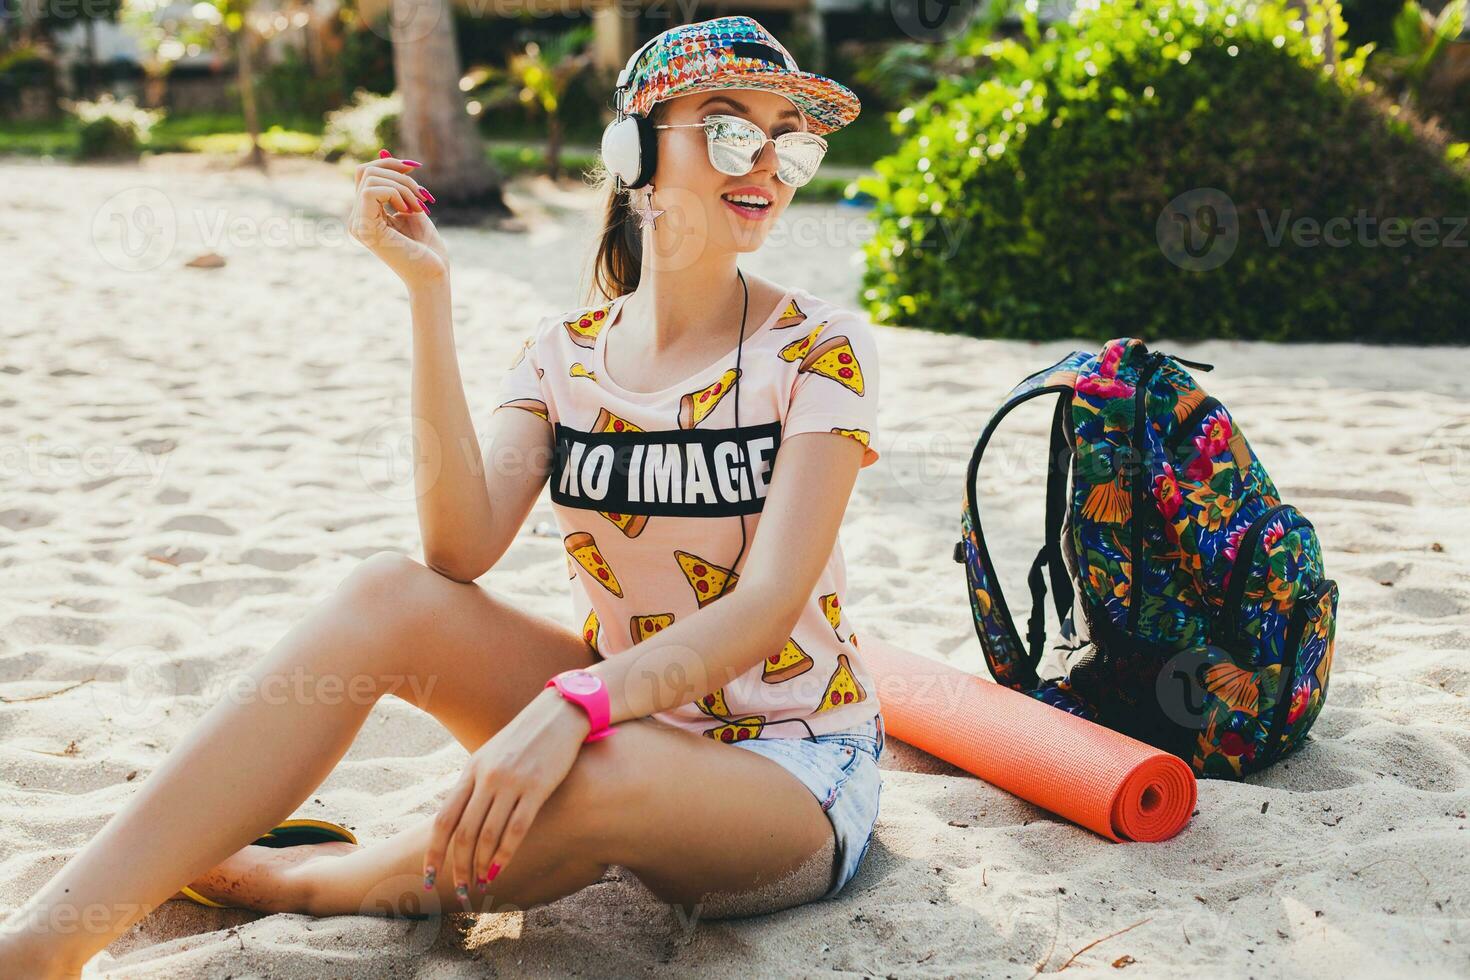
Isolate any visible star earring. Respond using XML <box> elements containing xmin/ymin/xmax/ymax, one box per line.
<box><xmin>630</xmin><ymin>183</ymin><xmax>664</xmax><ymax>231</ymax></box>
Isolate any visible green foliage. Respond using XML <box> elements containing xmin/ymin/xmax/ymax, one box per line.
<box><xmin>0</xmin><ymin>45</ymin><xmax>55</xmax><ymax>84</ymax></box>
<box><xmin>258</xmin><ymin>47</ymin><xmax>341</xmax><ymax>121</ymax></box>
<box><xmin>67</xmin><ymin>94</ymin><xmax>163</xmax><ymax>159</ymax></box>
<box><xmin>171</xmin><ymin>125</ymin><xmax>320</xmax><ymax>155</ymax></box>
<box><xmin>0</xmin><ymin>44</ymin><xmax>56</xmax><ymax>119</ymax></box>
<box><xmin>318</xmin><ymin>88</ymin><xmax>401</xmax><ymax>162</ymax></box>
<box><xmin>859</xmin><ymin>0</ymin><xmax>1470</xmax><ymax>344</ymax></box>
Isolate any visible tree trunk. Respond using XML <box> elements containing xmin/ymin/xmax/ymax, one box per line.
<box><xmin>547</xmin><ymin>112</ymin><xmax>562</xmax><ymax>181</ymax></box>
<box><xmin>390</xmin><ymin>0</ymin><xmax>509</xmax><ymax>220</ymax></box>
<box><xmin>236</xmin><ymin>29</ymin><xmax>265</xmax><ymax>170</ymax></box>
<box><xmin>85</xmin><ymin>18</ymin><xmax>98</xmax><ymax>98</ymax></box>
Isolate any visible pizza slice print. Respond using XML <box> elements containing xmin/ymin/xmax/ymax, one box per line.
<box><xmin>695</xmin><ymin>687</ymin><xmax>731</xmax><ymax>717</ymax></box>
<box><xmin>778</xmin><ymin>322</ymin><xmax>827</xmax><ymax>363</ymax></box>
<box><xmin>818</xmin><ymin>593</ymin><xmax>843</xmax><ymax>638</ymax></box>
<box><xmin>762</xmin><ymin>638</ymin><xmax>814</xmax><ymax>683</ymax></box>
<box><xmin>630</xmin><ymin>612</ymin><xmax>674</xmax><ymax>642</ymax></box>
<box><xmin>581</xmin><ymin>609</ymin><xmax>600</xmax><ymax>654</ymax></box>
<box><xmin>565</xmin><ymin>531</ymin><xmax>623</xmax><ymax>597</ymax></box>
<box><xmin>564</xmin><ymin>302</ymin><xmax>616</xmax><ymax>349</ymax></box>
<box><xmin>675</xmin><ymin>550</ymin><xmax>739</xmax><ymax>607</ymax></box>
<box><xmin>600</xmin><ymin>510</ymin><xmax>648</xmax><ymax>538</ymax></box>
<box><xmin>704</xmin><ymin>715</ymin><xmax>765</xmax><ymax>742</ymax></box>
<box><xmin>773</xmin><ymin>297</ymin><xmax>809</xmax><ymax>329</ymax></box>
<box><xmin>593</xmin><ymin>407</ymin><xmax>642</xmax><ymax>433</ymax></box>
<box><xmin>799</xmin><ymin>336</ymin><xmax>865</xmax><ymax>396</ymax></box>
<box><xmin>570</xmin><ymin>362</ymin><xmax>599</xmax><ymax>382</ymax></box>
<box><xmin>589</xmin><ymin>409</ymin><xmax>648</xmax><ymax>534</ymax></box>
<box><xmin>831</xmin><ymin>428</ymin><xmax>871</xmax><ymax>451</ymax></box>
<box><xmin>815</xmin><ymin>652</ymin><xmax>867</xmax><ymax>712</ymax></box>
<box><xmin>678</xmin><ymin>368</ymin><xmax>740</xmax><ymax>429</ymax></box>
<box><xmin>499</xmin><ymin>398</ymin><xmax>548</xmax><ymax>420</ymax></box>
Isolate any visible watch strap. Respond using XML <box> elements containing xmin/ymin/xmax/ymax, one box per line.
<box><xmin>546</xmin><ymin>670</ymin><xmax>616</xmax><ymax>743</ymax></box>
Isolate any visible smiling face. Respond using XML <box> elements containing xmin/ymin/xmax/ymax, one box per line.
<box><xmin>649</xmin><ymin>88</ymin><xmax>809</xmax><ymax>254</ymax></box>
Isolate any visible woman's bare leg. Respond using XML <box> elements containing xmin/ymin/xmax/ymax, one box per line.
<box><xmin>290</xmin><ymin>717</ymin><xmax>841</xmax><ymax>923</ymax></box>
<box><xmin>0</xmin><ymin>551</ymin><xmax>598</xmax><ymax>976</ymax></box>
<box><xmin>259</xmin><ymin>560</ymin><xmax>845</xmax><ymax>923</ymax></box>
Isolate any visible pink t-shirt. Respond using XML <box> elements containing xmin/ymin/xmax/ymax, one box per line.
<box><xmin>494</xmin><ymin>285</ymin><xmax>881</xmax><ymax>740</ymax></box>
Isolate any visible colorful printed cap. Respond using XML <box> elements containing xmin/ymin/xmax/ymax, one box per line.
<box><xmin>620</xmin><ymin>16</ymin><xmax>861</xmax><ymax>137</ymax></box>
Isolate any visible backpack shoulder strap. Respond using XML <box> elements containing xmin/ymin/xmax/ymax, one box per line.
<box><xmin>957</xmin><ymin>351</ymin><xmax>1091</xmax><ymax>691</ymax></box>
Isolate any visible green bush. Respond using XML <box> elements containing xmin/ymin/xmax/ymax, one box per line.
<box><xmin>859</xmin><ymin>0</ymin><xmax>1470</xmax><ymax>344</ymax></box>
<box><xmin>66</xmin><ymin>94</ymin><xmax>163</xmax><ymax>159</ymax></box>
<box><xmin>318</xmin><ymin>88</ymin><xmax>401</xmax><ymax>162</ymax></box>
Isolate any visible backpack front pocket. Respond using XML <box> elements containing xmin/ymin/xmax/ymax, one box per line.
<box><xmin>1194</xmin><ymin>503</ymin><xmax>1331</xmax><ymax>777</ymax></box>
<box><xmin>1257</xmin><ymin>579</ymin><xmax>1337</xmax><ymax>771</ymax></box>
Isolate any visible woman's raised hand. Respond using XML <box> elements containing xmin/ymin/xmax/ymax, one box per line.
<box><xmin>349</xmin><ymin>149</ymin><xmax>449</xmax><ymax>288</ymax></box>
<box><xmin>421</xmin><ymin>688</ymin><xmax>593</xmax><ymax>908</ymax></box>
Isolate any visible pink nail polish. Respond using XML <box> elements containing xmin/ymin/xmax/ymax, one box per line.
<box><xmin>402</xmin><ymin>159</ymin><xmax>423</xmax><ymax>168</ymax></box>
<box><xmin>379</xmin><ymin>149</ymin><xmax>391</xmax><ymax>158</ymax></box>
<box><xmin>419</xmin><ymin>188</ymin><xmax>436</xmax><ymax>203</ymax></box>
<box><xmin>487</xmin><ymin>862</ymin><xmax>501</xmax><ymax>881</ymax></box>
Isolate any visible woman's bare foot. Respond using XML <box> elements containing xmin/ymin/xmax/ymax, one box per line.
<box><xmin>170</xmin><ymin>840</ymin><xmax>360</xmax><ymax>912</ymax></box>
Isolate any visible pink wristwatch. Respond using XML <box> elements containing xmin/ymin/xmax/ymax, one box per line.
<box><xmin>545</xmin><ymin>669</ymin><xmax>616</xmax><ymax>743</ymax></box>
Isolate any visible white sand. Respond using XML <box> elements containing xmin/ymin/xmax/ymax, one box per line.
<box><xmin>2</xmin><ymin>154</ymin><xmax>1467</xmax><ymax>977</ymax></box>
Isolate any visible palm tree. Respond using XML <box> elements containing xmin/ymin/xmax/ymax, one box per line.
<box><xmin>389</xmin><ymin>0</ymin><xmax>509</xmax><ymax>219</ymax></box>
<box><xmin>465</xmin><ymin>25</ymin><xmax>595</xmax><ymax>180</ymax></box>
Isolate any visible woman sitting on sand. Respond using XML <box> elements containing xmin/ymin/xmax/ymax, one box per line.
<box><xmin>0</xmin><ymin>16</ymin><xmax>886</xmax><ymax>975</ymax></box>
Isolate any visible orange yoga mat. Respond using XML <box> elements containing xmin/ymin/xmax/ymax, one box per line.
<box><xmin>864</xmin><ymin>639</ymin><xmax>1196</xmax><ymax>842</ymax></box>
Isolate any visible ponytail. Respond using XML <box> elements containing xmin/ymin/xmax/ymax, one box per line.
<box><xmin>581</xmin><ymin>101</ymin><xmax>668</xmax><ymax>307</ymax></box>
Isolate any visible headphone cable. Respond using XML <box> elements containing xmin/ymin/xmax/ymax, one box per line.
<box><xmin>700</xmin><ymin>268</ymin><xmax>818</xmax><ymax>742</ymax></box>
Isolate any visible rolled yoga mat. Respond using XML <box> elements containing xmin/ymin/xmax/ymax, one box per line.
<box><xmin>864</xmin><ymin>639</ymin><xmax>1196</xmax><ymax>842</ymax></box>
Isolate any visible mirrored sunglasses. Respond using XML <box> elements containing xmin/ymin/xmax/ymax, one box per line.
<box><xmin>653</xmin><ymin>113</ymin><xmax>828</xmax><ymax>187</ymax></box>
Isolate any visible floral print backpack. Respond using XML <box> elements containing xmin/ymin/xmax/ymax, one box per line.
<box><xmin>955</xmin><ymin>338</ymin><xmax>1338</xmax><ymax>779</ymax></box>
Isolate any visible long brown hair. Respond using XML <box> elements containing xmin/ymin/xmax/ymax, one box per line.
<box><xmin>581</xmin><ymin>101</ymin><xmax>669</xmax><ymax>307</ymax></box>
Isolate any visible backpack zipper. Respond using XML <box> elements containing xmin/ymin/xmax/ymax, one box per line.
<box><xmin>1127</xmin><ymin>349</ymin><xmax>1166</xmax><ymax>635</ymax></box>
<box><xmin>1164</xmin><ymin>395</ymin><xmax>1223</xmax><ymax>455</ymax></box>
<box><xmin>1216</xmin><ymin>502</ymin><xmax>1295</xmax><ymax>645</ymax></box>
<box><xmin>1255</xmin><ymin>578</ymin><xmax>1325</xmax><ymax>770</ymax></box>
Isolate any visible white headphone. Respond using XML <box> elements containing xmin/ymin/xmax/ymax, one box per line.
<box><xmin>599</xmin><ymin>33</ymin><xmax>666</xmax><ymax>192</ymax></box>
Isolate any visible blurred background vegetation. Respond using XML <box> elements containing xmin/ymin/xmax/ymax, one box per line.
<box><xmin>2</xmin><ymin>0</ymin><xmax>1465</xmax><ymax>340</ymax></box>
<box><xmin>859</xmin><ymin>0</ymin><xmax>1470</xmax><ymax>343</ymax></box>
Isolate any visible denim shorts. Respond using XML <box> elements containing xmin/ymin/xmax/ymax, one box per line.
<box><xmin>727</xmin><ymin>712</ymin><xmax>885</xmax><ymax>900</ymax></box>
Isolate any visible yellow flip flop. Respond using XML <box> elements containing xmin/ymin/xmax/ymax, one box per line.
<box><xmin>177</xmin><ymin>817</ymin><xmax>359</xmax><ymax>909</ymax></box>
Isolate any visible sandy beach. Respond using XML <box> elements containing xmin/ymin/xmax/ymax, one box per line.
<box><xmin>2</xmin><ymin>154</ymin><xmax>1468</xmax><ymax>977</ymax></box>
